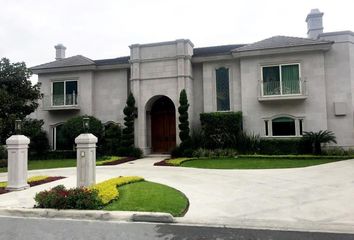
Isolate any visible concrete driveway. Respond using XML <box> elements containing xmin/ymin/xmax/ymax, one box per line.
<box><xmin>0</xmin><ymin>157</ymin><xmax>353</xmax><ymax>232</ymax></box>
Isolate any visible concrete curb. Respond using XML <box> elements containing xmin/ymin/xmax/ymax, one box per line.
<box><xmin>0</xmin><ymin>208</ymin><xmax>174</xmax><ymax>223</ymax></box>
<box><xmin>175</xmin><ymin>218</ymin><xmax>354</xmax><ymax>234</ymax></box>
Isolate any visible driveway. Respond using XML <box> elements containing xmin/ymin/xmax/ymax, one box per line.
<box><xmin>0</xmin><ymin>157</ymin><xmax>354</xmax><ymax>232</ymax></box>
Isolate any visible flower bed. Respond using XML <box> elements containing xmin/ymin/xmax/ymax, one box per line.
<box><xmin>90</xmin><ymin>176</ymin><xmax>143</xmax><ymax>204</ymax></box>
<box><xmin>98</xmin><ymin>157</ymin><xmax>137</xmax><ymax>166</ymax></box>
<box><xmin>154</xmin><ymin>158</ymin><xmax>192</xmax><ymax>166</ymax></box>
<box><xmin>35</xmin><ymin>176</ymin><xmax>144</xmax><ymax>209</ymax></box>
<box><xmin>0</xmin><ymin>175</ymin><xmax>65</xmax><ymax>195</ymax></box>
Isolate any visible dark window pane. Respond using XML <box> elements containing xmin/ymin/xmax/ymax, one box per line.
<box><xmin>263</xmin><ymin>66</ymin><xmax>280</xmax><ymax>95</ymax></box>
<box><xmin>265</xmin><ymin>120</ymin><xmax>269</xmax><ymax>136</ymax></box>
<box><xmin>56</xmin><ymin>124</ymin><xmax>72</xmax><ymax>150</ymax></box>
<box><xmin>272</xmin><ymin>117</ymin><xmax>295</xmax><ymax>136</ymax></box>
<box><xmin>299</xmin><ymin>119</ymin><xmax>303</xmax><ymax>135</ymax></box>
<box><xmin>52</xmin><ymin>82</ymin><xmax>64</xmax><ymax>105</ymax></box>
<box><xmin>216</xmin><ymin>67</ymin><xmax>230</xmax><ymax>111</ymax></box>
<box><xmin>65</xmin><ymin>81</ymin><xmax>78</xmax><ymax>105</ymax></box>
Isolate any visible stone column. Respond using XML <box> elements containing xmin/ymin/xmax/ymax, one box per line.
<box><xmin>6</xmin><ymin>135</ymin><xmax>30</xmax><ymax>191</ymax></box>
<box><xmin>75</xmin><ymin>133</ymin><xmax>97</xmax><ymax>187</ymax></box>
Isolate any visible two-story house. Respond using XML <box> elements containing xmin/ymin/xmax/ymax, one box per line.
<box><xmin>31</xmin><ymin>9</ymin><xmax>354</xmax><ymax>154</ymax></box>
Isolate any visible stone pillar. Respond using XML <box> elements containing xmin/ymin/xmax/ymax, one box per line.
<box><xmin>75</xmin><ymin>133</ymin><xmax>97</xmax><ymax>187</ymax></box>
<box><xmin>6</xmin><ymin>135</ymin><xmax>30</xmax><ymax>191</ymax></box>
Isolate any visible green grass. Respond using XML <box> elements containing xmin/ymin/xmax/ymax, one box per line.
<box><xmin>0</xmin><ymin>156</ymin><xmax>122</xmax><ymax>172</ymax></box>
<box><xmin>180</xmin><ymin>157</ymin><xmax>346</xmax><ymax>169</ymax></box>
<box><xmin>104</xmin><ymin>181</ymin><xmax>189</xmax><ymax>217</ymax></box>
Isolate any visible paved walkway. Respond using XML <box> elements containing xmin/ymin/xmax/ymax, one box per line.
<box><xmin>0</xmin><ymin>157</ymin><xmax>354</xmax><ymax>232</ymax></box>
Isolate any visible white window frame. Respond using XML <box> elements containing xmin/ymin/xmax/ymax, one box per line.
<box><xmin>214</xmin><ymin>66</ymin><xmax>232</xmax><ymax>112</ymax></box>
<box><xmin>261</xmin><ymin>63</ymin><xmax>302</xmax><ymax>97</ymax></box>
<box><xmin>263</xmin><ymin>115</ymin><xmax>304</xmax><ymax>138</ymax></box>
<box><xmin>51</xmin><ymin>79</ymin><xmax>78</xmax><ymax>106</ymax></box>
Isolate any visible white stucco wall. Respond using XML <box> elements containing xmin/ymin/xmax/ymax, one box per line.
<box><xmin>93</xmin><ymin>69</ymin><xmax>128</xmax><ymax>124</ymax></box>
<box><xmin>240</xmin><ymin>52</ymin><xmax>328</xmax><ymax>137</ymax></box>
<box><xmin>320</xmin><ymin>32</ymin><xmax>354</xmax><ymax>147</ymax></box>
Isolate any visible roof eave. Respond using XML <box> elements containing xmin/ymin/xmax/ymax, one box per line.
<box><xmin>232</xmin><ymin>43</ymin><xmax>333</xmax><ymax>58</ymax></box>
<box><xmin>31</xmin><ymin>65</ymin><xmax>96</xmax><ymax>74</ymax></box>
<box><xmin>191</xmin><ymin>54</ymin><xmax>233</xmax><ymax>63</ymax></box>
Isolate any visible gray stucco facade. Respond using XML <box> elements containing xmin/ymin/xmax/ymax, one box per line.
<box><xmin>31</xmin><ymin>9</ymin><xmax>354</xmax><ymax>154</ymax></box>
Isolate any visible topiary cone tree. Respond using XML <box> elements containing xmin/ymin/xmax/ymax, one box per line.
<box><xmin>121</xmin><ymin>92</ymin><xmax>137</xmax><ymax>148</ymax></box>
<box><xmin>178</xmin><ymin>89</ymin><xmax>191</xmax><ymax>149</ymax></box>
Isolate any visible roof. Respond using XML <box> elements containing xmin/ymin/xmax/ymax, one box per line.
<box><xmin>94</xmin><ymin>56</ymin><xmax>130</xmax><ymax>65</ymax></box>
<box><xmin>233</xmin><ymin>36</ymin><xmax>332</xmax><ymax>52</ymax></box>
<box><xmin>31</xmin><ymin>55</ymin><xmax>95</xmax><ymax>70</ymax></box>
<box><xmin>31</xmin><ymin>36</ymin><xmax>333</xmax><ymax>71</ymax></box>
<box><xmin>193</xmin><ymin>44</ymin><xmax>245</xmax><ymax>57</ymax></box>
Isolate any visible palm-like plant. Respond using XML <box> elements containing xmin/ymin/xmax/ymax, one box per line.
<box><xmin>302</xmin><ymin>130</ymin><xmax>337</xmax><ymax>154</ymax></box>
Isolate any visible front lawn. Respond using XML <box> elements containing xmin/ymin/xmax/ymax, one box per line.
<box><xmin>104</xmin><ymin>181</ymin><xmax>189</xmax><ymax>217</ymax></box>
<box><xmin>0</xmin><ymin>156</ymin><xmax>132</xmax><ymax>173</ymax></box>
<box><xmin>179</xmin><ymin>157</ymin><xmax>347</xmax><ymax>169</ymax></box>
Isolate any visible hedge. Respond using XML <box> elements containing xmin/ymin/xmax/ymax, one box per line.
<box><xmin>258</xmin><ymin>138</ymin><xmax>311</xmax><ymax>155</ymax></box>
<box><xmin>200</xmin><ymin>111</ymin><xmax>242</xmax><ymax>149</ymax></box>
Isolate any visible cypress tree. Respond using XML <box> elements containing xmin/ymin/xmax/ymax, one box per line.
<box><xmin>121</xmin><ymin>92</ymin><xmax>136</xmax><ymax>147</ymax></box>
<box><xmin>178</xmin><ymin>89</ymin><xmax>191</xmax><ymax>148</ymax></box>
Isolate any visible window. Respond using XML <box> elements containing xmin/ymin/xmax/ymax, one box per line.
<box><xmin>264</xmin><ymin>116</ymin><xmax>303</xmax><ymax>137</ymax></box>
<box><xmin>52</xmin><ymin>80</ymin><xmax>78</xmax><ymax>106</ymax></box>
<box><xmin>216</xmin><ymin>67</ymin><xmax>230</xmax><ymax>111</ymax></box>
<box><xmin>262</xmin><ymin>64</ymin><xmax>300</xmax><ymax>96</ymax></box>
<box><xmin>52</xmin><ymin>124</ymin><xmax>72</xmax><ymax>150</ymax></box>
<box><xmin>272</xmin><ymin>117</ymin><xmax>295</xmax><ymax>136</ymax></box>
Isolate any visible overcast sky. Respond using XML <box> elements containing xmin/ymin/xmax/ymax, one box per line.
<box><xmin>1</xmin><ymin>0</ymin><xmax>353</xmax><ymax>83</ymax></box>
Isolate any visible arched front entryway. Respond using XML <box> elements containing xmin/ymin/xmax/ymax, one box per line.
<box><xmin>150</xmin><ymin>96</ymin><xmax>176</xmax><ymax>153</ymax></box>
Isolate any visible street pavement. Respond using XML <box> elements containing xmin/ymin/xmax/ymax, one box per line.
<box><xmin>0</xmin><ymin>157</ymin><xmax>354</xmax><ymax>234</ymax></box>
<box><xmin>1</xmin><ymin>216</ymin><xmax>354</xmax><ymax>240</ymax></box>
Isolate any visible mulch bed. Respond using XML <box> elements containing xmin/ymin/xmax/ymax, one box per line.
<box><xmin>101</xmin><ymin>157</ymin><xmax>137</xmax><ymax>166</ymax></box>
<box><xmin>29</xmin><ymin>176</ymin><xmax>66</xmax><ymax>187</ymax></box>
<box><xmin>0</xmin><ymin>176</ymin><xmax>65</xmax><ymax>195</ymax></box>
<box><xmin>153</xmin><ymin>159</ymin><xmax>173</xmax><ymax>166</ymax></box>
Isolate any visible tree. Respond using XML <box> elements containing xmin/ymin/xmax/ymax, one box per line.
<box><xmin>121</xmin><ymin>92</ymin><xmax>136</xmax><ymax>148</ymax></box>
<box><xmin>178</xmin><ymin>89</ymin><xmax>191</xmax><ymax>148</ymax></box>
<box><xmin>303</xmin><ymin>130</ymin><xmax>337</xmax><ymax>154</ymax></box>
<box><xmin>21</xmin><ymin>118</ymin><xmax>49</xmax><ymax>156</ymax></box>
<box><xmin>61</xmin><ymin>115</ymin><xmax>104</xmax><ymax>149</ymax></box>
<box><xmin>0</xmin><ymin>58</ymin><xmax>41</xmax><ymax>143</ymax></box>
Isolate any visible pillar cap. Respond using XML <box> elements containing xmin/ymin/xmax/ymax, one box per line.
<box><xmin>6</xmin><ymin>135</ymin><xmax>30</xmax><ymax>145</ymax></box>
<box><xmin>75</xmin><ymin>133</ymin><xmax>98</xmax><ymax>144</ymax></box>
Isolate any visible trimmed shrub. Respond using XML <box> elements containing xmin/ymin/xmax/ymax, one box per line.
<box><xmin>90</xmin><ymin>176</ymin><xmax>143</xmax><ymax>204</ymax></box>
<box><xmin>34</xmin><ymin>185</ymin><xmax>103</xmax><ymax>210</ymax></box>
<box><xmin>29</xmin><ymin>150</ymin><xmax>76</xmax><ymax>160</ymax></box>
<box><xmin>102</xmin><ymin>123</ymin><xmax>122</xmax><ymax>155</ymax></box>
<box><xmin>178</xmin><ymin>89</ymin><xmax>191</xmax><ymax>149</ymax></box>
<box><xmin>117</xmin><ymin>146</ymin><xmax>143</xmax><ymax>158</ymax></box>
<box><xmin>200</xmin><ymin>112</ymin><xmax>242</xmax><ymax>149</ymax></box>
<box><xmin>21</xmin><ymin>119</ymin><xmax>49</xmax><ymax>156</ymax></box>
<box><xmin>61</xmin><ymin>115</ymin><xmax>104</xmax><ymax>150</ymax></box>
<box><xmin>121</xmin><ymin>93</ymin><xmax>137</xmax><ymax>148</ymax></box>
<box><xmin>192</xmin><ymin>148</ymin><xmax>238</xmax><ymax>158</ymax></box>
<box><xmin>258</xmin><ymin>138</ymin><xmax>311</xmax><ymax>155</ymax></box>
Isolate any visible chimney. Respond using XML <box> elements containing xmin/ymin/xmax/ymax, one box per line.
<box><xmin>54</xmin><ymin>44</ymin><xmax>66</xmax><ymax>60</ymax></box>
<box><xmin>306</xmin><ymin>9</ymin><xmax>324</xmax><ymax>39</ymax></box>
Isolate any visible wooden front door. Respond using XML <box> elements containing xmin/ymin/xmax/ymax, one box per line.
<box><xmin>151</xmin><ymin>97</ymin><xmax>176</xmax><ymax>153</ymax></box>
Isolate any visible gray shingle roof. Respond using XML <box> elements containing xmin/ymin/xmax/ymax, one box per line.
<box><xmin>193</xmin><ymin>44</ymin><xmax>246</xmax><ymax>57</ymax></box>
<box><xmin>233</xmin><ymin>36</ymin><xmax>331</xmax><ymax>52</ymax></box>
<box><xmin>31</xmin><ymin>55</ymin><xmax>95</xmax><ymax>70</ymax></box>
<box><xmin>94</xmin><ymin>56</ymin><xmax>130</xmax><ymax>65</ymax></box>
